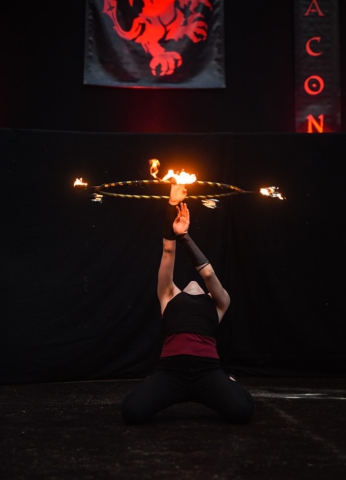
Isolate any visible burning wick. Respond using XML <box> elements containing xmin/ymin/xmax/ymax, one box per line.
<box><xmin>149</xmin><ymin>158</ymin><xmax>160</xmax><ymax>178</ymax></box>
<box><xmin>202</xmin><ymin>199</ymin><xmax>219</xmax><ymax>209</ymax></box>
<box><xmin>91</xmin><ymin>193</ymin><xmax>103</xmax><ymax>203</ymax></box>
<box><xmin>149</xmin><ymin>159</ymin><xmax>196</xmax><ymax>185</ymax></box>
<box><xmin>74</xmin><ymin>178</ymin><xmax>88</xmax><ymax>189</ymax></box>
<box><xmin>162</xmin><ymin>169</ymin><xmax>197</xmax><ymax>185</ymax></box>
<box><xmin>260</xmin><ymin>186</ymin><xmax>285</xmax><ymax>200</ymax></box>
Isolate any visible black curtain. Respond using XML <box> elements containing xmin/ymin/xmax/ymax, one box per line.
<box><xmin>1</xmin><ymin>128</ymin><xmax>345</xmax><ymax>384</ymax></box>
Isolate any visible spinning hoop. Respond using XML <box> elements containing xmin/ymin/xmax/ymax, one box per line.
<box><xmin>94</xmin><ymin>179</ymin><xmax>251</xmax><ymax>200</ymax></box>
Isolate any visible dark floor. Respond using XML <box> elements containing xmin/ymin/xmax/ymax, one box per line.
<box><xmin>1</xmin><ymin>377</ymin><xmax>346</xmax><ymax>479</ymax></box>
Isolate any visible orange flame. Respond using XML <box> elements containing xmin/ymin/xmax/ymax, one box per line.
<box><xmin>161</xmin><ymin>169</ymin><xmax>197</xmax><ymax>185</ymax></box>
<box><xmin>149</xmin><ymin>159</ymin><xmax>160</xmax><ymax>179</ymax></box>
<box><xmin>149</xmin><ymin>159</ymin><xmax>196</xmax><ymax>185</ymax></box>
<box><xmin>74</xmin><ymin>178</ymin><xmax>88</xmax><ymax>188</ymax></box>
<box><xmin>260</xmin><ymin>187</ymin><xmax>285</xmax><ymax>200</ymax></box>
<box><xmin>91</xmin><ymin>193</ymin><xmax>103</xmax><ymax>203</ymax></box>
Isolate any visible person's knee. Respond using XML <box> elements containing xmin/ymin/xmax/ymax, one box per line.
<box><xmin>225</xmin><ymin>393</ymin><xmax>254</xmax><ymax>424</ymax></box>
<box><xmin>239</xmin><ymin>397</ymin><xmax>254</xmax><ymax>423</ymax></box>
<box><xmin>234</xmin><ymin>401</ymin><xmax>254</xmax><ymax>423</ymax></box>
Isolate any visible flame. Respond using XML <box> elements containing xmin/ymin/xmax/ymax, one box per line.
<box><xmin>202</xmin><ymin>199</ymin><xmax>219</xmax><ymax>209</ymax></box>
<box><xmin>91</xmin><ymin>194</ymin><xmax>103</xmax><ymax>203</ymax></box>
<box><xmin>161</xmin><ymin>169</ymin><xmax>196</xmax><ymax>185</ymax></box>
<box><xmin>149</xmin><ymin>159</ymin><xmax>160</xmax><ymax>179</ymax></box>
<box><xmin>260</xmin><ymin>186</ymin><xmax>285</xmax><ymax>200</ymax></box>
<box><xmin>74</xmin><ymin>178</ymin><xmax>88</xmax><ymax>188</ymax></box>
<box><xmin>149</xmin><ymin>159</ymin><xmax>196</xmax><ymax>185</ymax></box>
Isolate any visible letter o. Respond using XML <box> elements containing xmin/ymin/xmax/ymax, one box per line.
<box><xmin>304</xmin><ymin>75</ymin><xmax>324</xmax><ymax>95</ymax></box>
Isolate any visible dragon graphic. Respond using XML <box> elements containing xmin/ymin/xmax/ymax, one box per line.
<box><xmin>103</xmin><ymin>0</ymin><xmax>212</xmax><ymax>76</ymax></box>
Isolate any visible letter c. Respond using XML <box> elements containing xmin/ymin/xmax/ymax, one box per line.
<box><xmin>306</xmin><ymin>37</ymin><xmax>322</xmax><ymax>56</ymax></box>
<box><xmin>304</xmin><ymin>76</ymin><xmax>324</xmax><ymax>95</ymax></box>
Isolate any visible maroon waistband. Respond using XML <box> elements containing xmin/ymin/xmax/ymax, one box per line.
<box><xmin>160</xmin><ymin>333</ymin><xmax>219</xmax><ymax>359</ymax></box>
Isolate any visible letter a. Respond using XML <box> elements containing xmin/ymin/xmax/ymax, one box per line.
<box><xmin>306</xmin><ymin>114</ymin><xmax>324</xmax><ymax>133</ymax></box>
<box><xmin>304</xmin><ymin>0</ymin><xmax>325</xmax><ymax>16</ymax></box>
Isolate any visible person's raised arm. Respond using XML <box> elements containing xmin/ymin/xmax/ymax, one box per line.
<box><xmin>197</xmin><ymin>263</ymin><xmax>230</xmax><ymax>322</ymax></box>
<box><xmin>175</xmin><ymin>205</ymin><xmax>230</xmax><ymax>322</ymax></box>
<box><xmin>157</xmin><ymin>184</ymin><xmax>187</xmax><ymax>314</ymax></box>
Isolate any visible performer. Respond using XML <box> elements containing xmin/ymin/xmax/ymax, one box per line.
<box><xmin>121</xmin><ymin>183</ymin><xmax>254</xmax><ymax>424</ymax></box>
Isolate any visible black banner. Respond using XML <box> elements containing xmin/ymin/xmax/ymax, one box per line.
<box><xmin>294</xmin><ymin>0</ymin><xmax>340</xmax><ymax>132</ymax></box>
<box><xmin>84</xmin><ymin>0</ymin><xmax>225</xmax><ymax>88</ymax></box>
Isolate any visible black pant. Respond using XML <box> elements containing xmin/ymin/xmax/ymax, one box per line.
<box><xmin>121</xmin><ymin>355</ymin><xmax>254</xmax><ymax>424</ymax></box>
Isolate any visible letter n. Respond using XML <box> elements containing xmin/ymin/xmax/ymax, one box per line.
<box><xmin>306</xmin><ymin>114</ymin><xmax>324</xmax><ymax>133</ymax></box>
<box><xmin>304</xmin><ymin>0</ymin><xmax>325</xmax><ymax>16</ymax></box>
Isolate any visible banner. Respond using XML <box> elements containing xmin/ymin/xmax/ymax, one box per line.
<box><xmin>294</xmin><ymin>0</ymin><xmax>340</xmax><ymax>132</ymax></box>
<box><xmin>84</xmin><ymin>0</ymin><xmax>225</xmax><ymax>88</ymax></box>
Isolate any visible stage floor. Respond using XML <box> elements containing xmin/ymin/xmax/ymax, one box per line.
<box><xmin>1</xmin><ymin>377</ymin><xmax>345</xmax><ymax>479</ymax></box>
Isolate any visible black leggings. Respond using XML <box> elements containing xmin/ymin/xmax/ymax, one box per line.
<box><xmin>121</xmin><ymin>355</ymin><xmax>254</xmax><ymax>424</ymax></box>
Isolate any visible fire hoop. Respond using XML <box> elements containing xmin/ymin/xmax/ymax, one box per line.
<box><xmin>93</xmin><ymin>179</ymin><xmax>249</xmax><ymax>200</ymax></box>
<box><xmin>74</xmin><ymin>160</ymin><xmax>285</xmax><ymax>204</ymax></box>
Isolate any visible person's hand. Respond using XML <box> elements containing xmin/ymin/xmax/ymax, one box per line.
<box><xmin>173</xmin><ymin>203</ymin><xmax>190</xmax><ymax>235</ymax></box>
<box><xmin>169</xmin><ymin>183</ymin><xmax>187</xmax><ymax>205</ymax></box>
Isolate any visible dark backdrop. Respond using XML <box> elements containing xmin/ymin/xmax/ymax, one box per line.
<box><xmin>1</xmin><ymin>0</ymin><xmax>345</xmax><ymax>133</ymax></box>
<box><xmin>1</xmin><ymin>128</ymin><xmax>345</xmax><ymax>383</ymax></box>
<box><xmin>1</xmin><ymin>1</ymin><xmax>345</xmax><ymax>383</ymax></box>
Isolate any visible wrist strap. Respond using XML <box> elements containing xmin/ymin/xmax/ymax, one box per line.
<box><xmin>163</xmin><ymin>203</ymin><xmax>178</xmax><ymax>240</ymax></box>
<box><xmin>176</xmin><ymin>233</ymin><xmax>209</xmax><ymax>267</ymax></box>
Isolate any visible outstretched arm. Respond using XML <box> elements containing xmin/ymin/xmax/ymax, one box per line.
<box><xmin>198</xmin><ymin>264</ymin><xmax>230</xmax><ymax>322</ymax></box>
<box><xmin>157</xmin><ymin>237</ymin><xmax>178</xmax><ymax>314</ymax></box>
<box><xmin>157</xmin><ymin>185</ymin><xmax>187</xmax><ymax>314</ymax></box>
<box><xmin>175</xmin><ymin>205</ymin><xmax>230</xmax><ymax>322</ymax></box>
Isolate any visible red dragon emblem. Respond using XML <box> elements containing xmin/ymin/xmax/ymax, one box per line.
<box><xmin>103</xmin><ymin>0</ymin><xmax>213</xmax><ymax>77</ymax></box>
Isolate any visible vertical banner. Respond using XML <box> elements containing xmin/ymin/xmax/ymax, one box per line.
<box><xmin>294</xmin><ymin>0</ymin><xmax>340</xmax><ymax>133</ymax></box>
<box><xmin>84</xmin><ymin>0</ymin><xmax>225</xmax><ymax>88</ymax></box>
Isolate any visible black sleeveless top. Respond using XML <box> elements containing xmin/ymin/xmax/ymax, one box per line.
<box><xmin>162</xmin><ymin>292</ymin><xmax>219</xmax><ymax>339</ymax></box>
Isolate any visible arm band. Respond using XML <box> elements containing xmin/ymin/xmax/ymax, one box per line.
<box><xmin>163</xmin><ymin>203</ymin><xmax>178</xmax><ymax>240</ymax></box>
<box><xmin>176</xmin><ymin>233</ymin><xmax>209</xmax><ymax>267</ymax></box>
<box><xmin>197</xmin><ymin>262</ymin><xmax>210</xmax><ymax>273</ymax></box>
